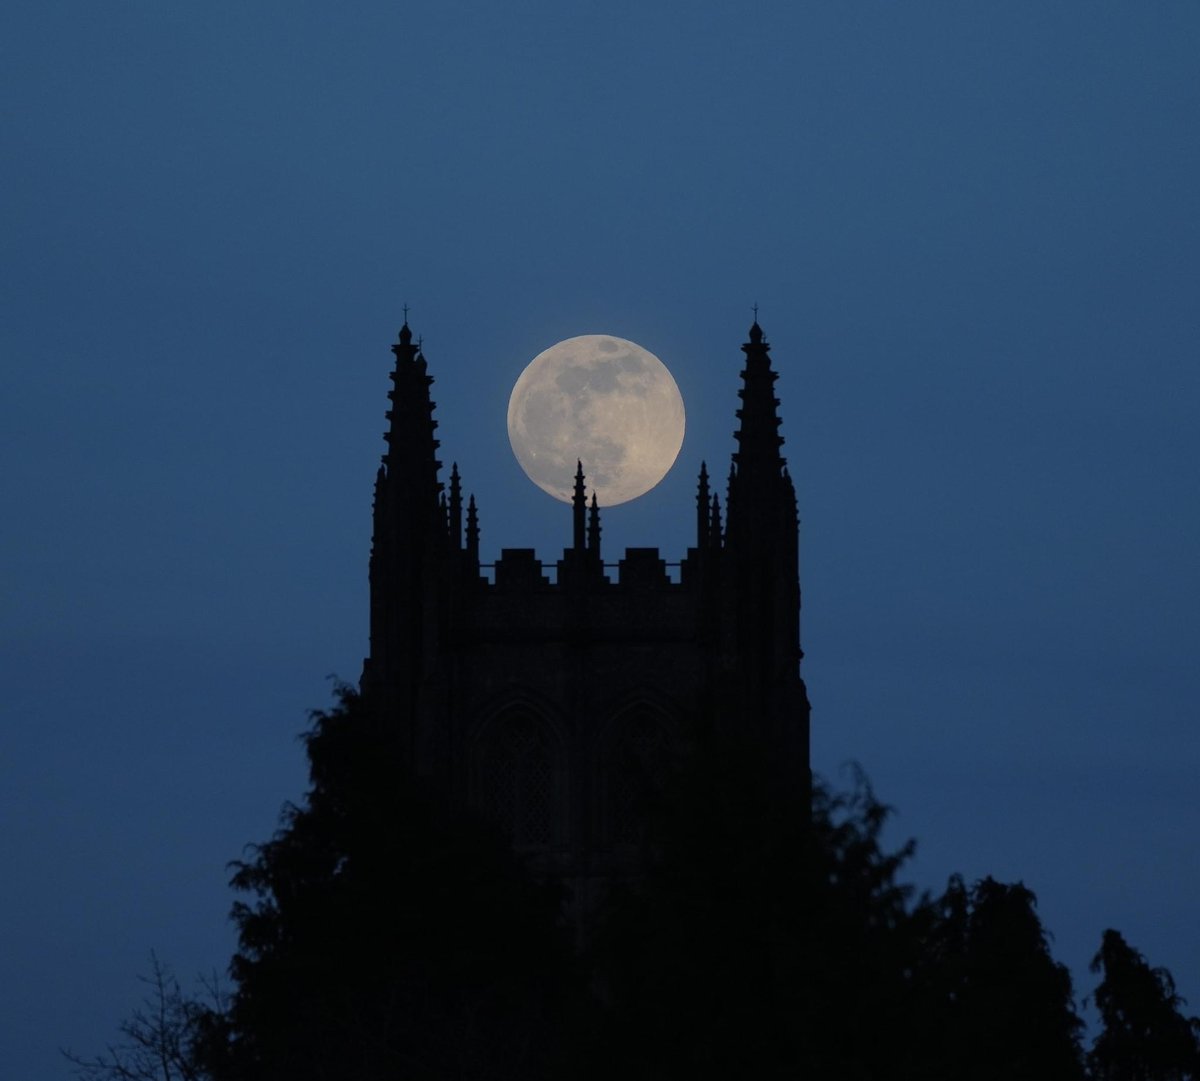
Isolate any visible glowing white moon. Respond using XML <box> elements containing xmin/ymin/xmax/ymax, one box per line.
<box><xmin>507</xmin><ymin>335</ymin><xmax>685</xmax><ymax>506</ymax></box>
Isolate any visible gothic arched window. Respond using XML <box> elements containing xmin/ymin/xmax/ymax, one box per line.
<box><xmin>608</xmin><ymin>711</ymin><xmax>671</xmax><ymax>846</ymax></box>
<box><xmin>481</xmin><ymin>714</ymin><xmax>556</xmax><ymax>849</ymax></box>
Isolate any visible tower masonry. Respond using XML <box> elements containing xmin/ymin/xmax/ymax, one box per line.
<box><xmin>360</xmin><ymin>320</ymin><xmax>811</xmax><ymax>924</ymax></box>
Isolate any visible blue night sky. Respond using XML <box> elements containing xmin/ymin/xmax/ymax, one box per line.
<box><xmin>3</xmin><ymin>3</ymin><xmax>1198</xmax><ymax>1075</ymax></box>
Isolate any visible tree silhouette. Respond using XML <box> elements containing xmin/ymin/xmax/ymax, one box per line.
<box><xmin>64</xmin><ymin>952</ymin><xmax>221</xmax><ymax>1081</ymax></box>
<box><xmin>589</xmin><ymin>741</ymin><xmax>925</xmax><ymax>1079</ymax></box>
<box><xmin>912</xmin><ymin>875</ymin><xmax>1085</xmax><ymax>1080</ymax></box>
<box><xmin>76</xmin><ymin>687</ymin><xmax>1200</xmax><ymax>1081</ymax></box>
<box><xmin>801</xmin><ymin>767</ymin><xmax>927</xmax><ymax>1078</ymax></box>
<box><xmin>193</xmin><ymin>685</ymin><xmax>584</xmax><ymax>1081</ymax></box>
<box><xmin>1088</xmin><ymin>928</ymin><xmax>1200</xmax><ymax>1081</ymax></box>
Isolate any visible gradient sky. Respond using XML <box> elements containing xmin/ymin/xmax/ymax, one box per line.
<box><xmin>4</xmin><ymin>3</ymin><xmax>1199</xmax><ymax>1076</ymax></box>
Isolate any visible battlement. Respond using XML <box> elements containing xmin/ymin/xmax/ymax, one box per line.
<box><xmin>485</xmin><ymin>546</ymin><xmax>689</xmax><ymax>590</ymax></box>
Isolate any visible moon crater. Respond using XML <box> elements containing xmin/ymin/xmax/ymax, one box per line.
<box><xmin>507</xmin><ymin>334</ymin><xmax>685</xmax><ymax>506</ymax></box>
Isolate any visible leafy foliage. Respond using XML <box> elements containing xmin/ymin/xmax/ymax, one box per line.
<box><xmin>1089</xmin><ymin>928</ymin><xmax>1200</xmax><ymax>1081</ymax></box>
<box><xmin>912</xmin><ymin>875</ymin><xmax>1085</xmax><ymax>1080</ymax></box>
<box><xmin>194</xmin><ymin>684</ymin><xmax>583</xmax><ymax>1081</ymax></box>
<box><xmin>589</xmin><ymin>740</ymin><xmax>925</xmax><ymax>1079</ymax></box>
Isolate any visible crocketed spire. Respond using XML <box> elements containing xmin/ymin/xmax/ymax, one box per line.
<box><xmin>381</xmin><ymin>321</ymin><xmax>443</xmax><ymax>521</ymax></box>
<box><xmin>723</xmin><ymin>319</ymin><xmax>791</xmax><ymax>549</ymax></box>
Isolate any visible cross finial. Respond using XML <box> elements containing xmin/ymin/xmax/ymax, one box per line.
<box><xmin>752</xmin><ymin>302</ymin><xmax>759</xmax><ymax>322</ymax></box>
<box><xmin>402</xmin><ymin>303</ymin><xmax>410</xmax><ymax>323</ymax></box>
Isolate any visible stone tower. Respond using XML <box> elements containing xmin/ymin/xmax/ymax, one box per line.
<box><xmin>360</xmin><ymin>319</ymin><xmax>810</xmax><ymax>923</ymax></box>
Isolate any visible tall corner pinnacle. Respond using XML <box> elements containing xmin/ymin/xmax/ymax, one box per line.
<box><xmin>732</xmin><ymin>315</ymin><xmax>783</xmax><ymax>470</ymax></box>
<box><xmin>725</xmin><ymin>317</ymin><xmax>792</xmax><ymax>550</ymax></box>
<box><xmin>382</xmin><ymin>314</ymin><xmax>442</xmax><ymax>514</ymax></box>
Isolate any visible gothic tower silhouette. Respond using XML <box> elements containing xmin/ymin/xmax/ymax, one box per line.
<box><xmin>360</xmin><ymin>319</ymin><xmax>811</xmax><ymax>924</ymax></box>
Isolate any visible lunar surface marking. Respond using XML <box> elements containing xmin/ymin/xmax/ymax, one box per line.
<box><xmin>507</xmin><ymin>335</ymin><xmax>686</xmax><ymax>506</ymax></box>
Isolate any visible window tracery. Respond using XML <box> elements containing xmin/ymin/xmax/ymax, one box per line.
<box><xmin>482</xmin><ymin>714</ymin><xmax>555</xmax><ymax>849</ymax></box>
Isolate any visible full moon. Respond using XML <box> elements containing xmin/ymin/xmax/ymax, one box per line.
<box><xmin>507</xmin><ymin>335</ymin><xmax>686</xmax><ymax>506</ymax></box>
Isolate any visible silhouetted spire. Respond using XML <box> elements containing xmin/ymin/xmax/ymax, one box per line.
<box><xmin>448</xmin><ymin>463</ymin><xmax>462</xmax><ymax>549</ymax></box>
<box><xmin>382</xmin><ymin>321</ymin><xmax>443</xmax><ymax>523</ymax></box>
<box><xmin>732</xmin><ymin>319</ymin><xmax>784</xmax><ymax>475</ymax></box>
<box><xmin>465</xmin><ymin>494</ymin><xmax>479</xmax><ymax>565</ymax></box>
<box><xmin>710</xmin><ymin>493</ymin><xmax>722</xmax><ymax>546</ymax></box>
<box><xmin>364</xmin><ymin>319</ymin><xmax>449</xmax><ymax>711</ymax></box>
<box><xmin>697</xmin><ymin>461</ymin><xmax>711</xmax><ymax>548</ymax></box>
<box><xmin>725</xmin><ymin>320</ymin><xmax>788</xmax><ymax>548</ymax></box>
<box><xmin>588</xmin><ymin>492</ymin><xmax>601</xmax><ymax>559</ymax></box>
<box><xmin>572</xmin><ymin>461</ymin><xmax>587</xmax><ymax>551</ymax></box>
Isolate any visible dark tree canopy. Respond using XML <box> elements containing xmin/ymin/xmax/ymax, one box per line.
<box><xmin>1089</xmin><ymin>928</ymin><xmax>1200</xmax><ymax>1081</ymax></box>
<box><xmin>73</xmin><ymin>688</ymin><xmax>1199</xmax><ymax>1081</ymax></box>
<box><xmin>194</xmin><ymin>685</ymin><xmax>583</xmax><ymax>1081</ymax></box>
<box><xmin>911</xmin><ymin>875</ymin><xmax>1086</xmax><ymax>1080</ymax></box>
<box><xmin>589</xmin><ymin>740</ymin><xmax>924</xmax><ymax>1079</ymax></box>
<box><xmin>194</xmin><ymin>696</ymin><xmax>936</xmax><ymax>1080</ymax></box>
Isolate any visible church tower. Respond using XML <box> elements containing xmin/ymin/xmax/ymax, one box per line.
<box><xmin>361</xmin><ymin>318</ymin><xmax>811</xmax><ymax>922</ymax></box>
